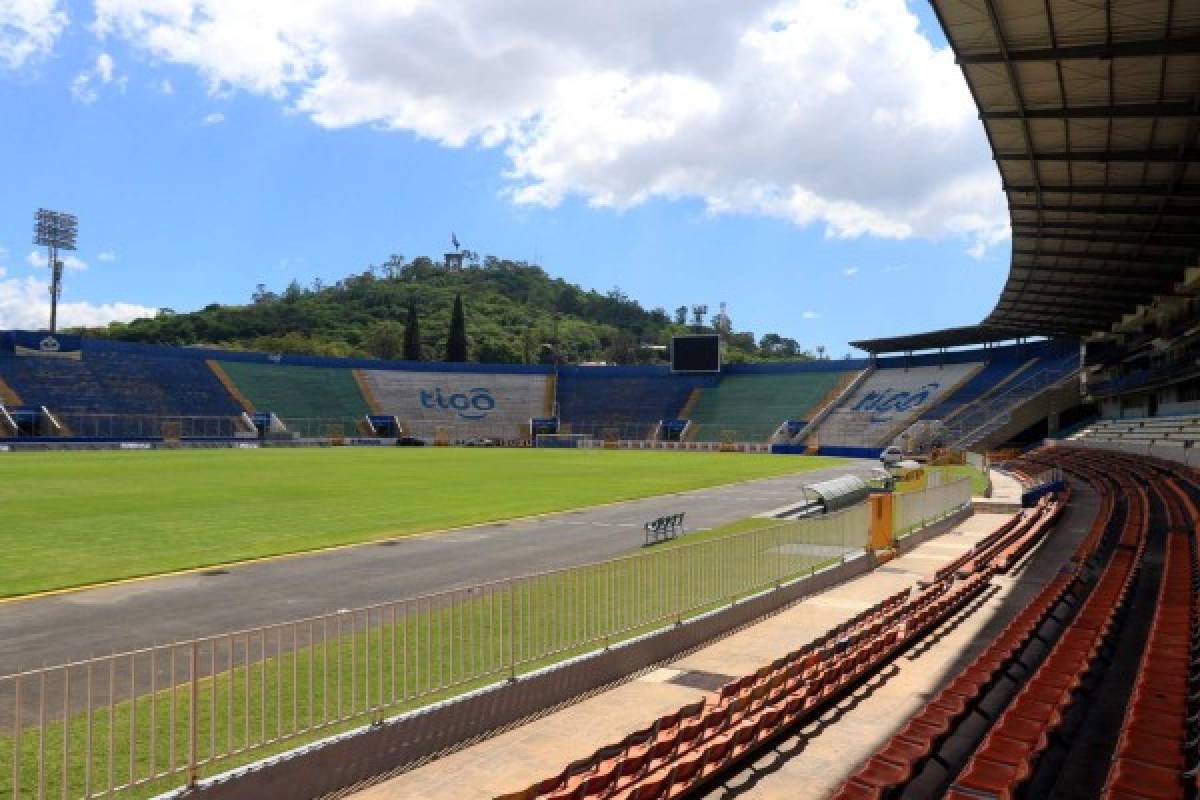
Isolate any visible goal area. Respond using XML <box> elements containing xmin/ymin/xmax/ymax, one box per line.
<box><xmin>535</xmin><ymin>433</ymin><xmax>599</xmax><ymax>449</ymax></box>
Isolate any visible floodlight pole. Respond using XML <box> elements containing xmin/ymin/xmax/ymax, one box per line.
<box><xmin>48</xmin><ymin>247</ymin><xmax>62</xmax><ymax>334</ymax></box>
<box><xmin>33</xmin><ymin>208</ymin><xmax>78</xmax><ymax>334</ymax></box>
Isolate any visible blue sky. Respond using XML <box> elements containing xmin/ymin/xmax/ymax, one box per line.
<box><xmin>0</xmin><ymin>0</ymin><xmax>1010</xmax><ymax>355</ymax></box>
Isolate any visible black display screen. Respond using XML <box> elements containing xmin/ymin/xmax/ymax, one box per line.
<box><xmin>671</xmin><ymin>335</ymin><xmax>721</xmax><ymax>372</ymax></box>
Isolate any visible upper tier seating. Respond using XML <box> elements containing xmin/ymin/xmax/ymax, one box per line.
<box><xmin>362</xmin><ymin>369</ymin><xmax>550</xmax><ymax>441</ymax></box>
<box><xmin>686</xmin><ymin>372</ymin><xmax>852</xmax><ymax>442</ymax></box>
<box><xmin>556</xmin><ymin>369</ymin><xmax>713</xmax><ymax>440</ymax></box>
<box><xmin>0</xmin><ymin>351</ymin><xmax>242</xmax><ymax>420</ymax></box>
<box><xmin>813</xmin><ymin>363</ymin><xmax>982</xmax><ymax>450</ymax></box>
<box><xmin>919</xmin><ymin>358</ymin><xmax>1030</xmax><ymax>421</ymax></box>
<box><xmin>1069</xmin><ymin>415</ymin><xmax>1200</xmax><ymax>448</ymax></box>
<box><xmin>937</xmin><ymin>349</ymin><xmax>1081</xmax><ymax>450</ymax></box>
<box><xmin>216</xmin><ymin>361</ymin><xmax>370</xmax><ymax>433</ymax></box>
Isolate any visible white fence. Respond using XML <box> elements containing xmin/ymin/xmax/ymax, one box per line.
<box><xmin>0</xmin><ymin>479</ymin><xmax>977</xmax><ymax>799</ymax></box>
<box><xmin>893</xmin><ymin>477</ymin><xmax>973</xmax><ymax>538</ymax></box>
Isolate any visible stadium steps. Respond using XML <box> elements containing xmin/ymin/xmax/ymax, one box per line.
<box><xmin>944</xmin><ymin>352</ymin><xmax>1082</xmax><ymax>451</ymax></box>
<box><xmin>206</xmin><ymin>360</ymin><xmax>254</xmax><ymax>412</ymax></box>
<box><xmin>0</xmin><ymin>374</ymin><xmax>21</xmax><ymax>407</ymax></box>
<box><xmin>543</xmin><ymin>373</ymin><xmax>557</xmax><ymax>417</ymax></box>
<box><xmin>922</xmin><ymin>358</ymin><xmax>1036</xmax><ymax>425</ymax></box>
<box><xmin>352</xmin><ymin>369</ymin><xmax>383</xmax><ymax>415</ymax></box>
<box><xmin>795</xmin><ymin>367</ymin><xmax>871</xmax><ymax>445</ymax></box>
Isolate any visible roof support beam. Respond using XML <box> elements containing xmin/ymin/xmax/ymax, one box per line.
<box><xmin>1011</xmin><ymin>219</ymin><xmax>1200</xmax><ymax>236</ymax></box>
<box><xmin>991</xmin><ymin>306</ymin><xmax>1112</xmax><ymax>322</ymax></box>
<box><xmin>1003</xmin><ymin>278</ymin><xmax>1170</xmax><ymax>295</ymax></box>
<box><xmin>982</xmin><ymin>102</ymin><xmax>1200</xmax><ymax>120</ymax></box>
<box><xmin>1009</xmin><ymin>203</ymin><xmax>1196</xmax><ymax>215</ymax></box>
<box><xmin>998</xmin><ymin>290</ymin><xmax>1140</xmax><ymax>307</ymax></box>
<box><xmin>1011</xmin><ymin>248</ymin><xmax>1194</xmax><ymax>267</ymax></box>
<box><xmin>996</xmin><ymin>148</ymin><xmax>1200</xmax><ymax>163</ymax></box>
<box><xmin>1009</xmin><ymin>263</ymin><xmax>1182</xmax><ymax>279</ymax></box>
<box><xmin>1013</xmin><ymin>230</ymin><xmax>1200</xmax><ymax>246</ymax></box>
<box><xmin>957</xmin><ymin>35</ymin><xmax>1200</xmax><ymax>64</ymax></box>
<box><xmin>1005</xmin><ymin>184</ymin><xmax>1200</xmax><ymax>197</ymax></box>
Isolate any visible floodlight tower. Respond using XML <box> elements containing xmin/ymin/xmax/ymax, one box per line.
<box><xmin>33</xmin><ymin>209</ymin><xmax>78</xmax><ymax>333</ymax></box>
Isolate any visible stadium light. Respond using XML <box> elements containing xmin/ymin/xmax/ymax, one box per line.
<box><xmin>33</xmin><ymin>208</ymin><xmax>78</xmax><ymax>333</ymax></box>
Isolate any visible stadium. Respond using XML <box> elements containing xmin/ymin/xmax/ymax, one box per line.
<box><xmin>2</xmin><ymin>0</ymin><xmax>1200</xmax><ymax>799</ymax></box>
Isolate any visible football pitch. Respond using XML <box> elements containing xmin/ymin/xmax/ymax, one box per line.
<box><xmin>0</xmin><ymin>447</ymin><xmax>847</xmax><ymax>598</ymax></box>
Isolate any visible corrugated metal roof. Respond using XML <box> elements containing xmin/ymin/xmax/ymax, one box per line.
<box><xmin>926</xmin><ymin>0</ymin><xmax>1200</xmax><ymax>336</ymax></box>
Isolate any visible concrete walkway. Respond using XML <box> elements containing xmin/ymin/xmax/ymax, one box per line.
<box><xmin>349</xmin><ymin>489</ymin><xmax>1095</xmax><ymax>800</ymax></box>
<box><xmin>975</xmin><ymin>468</ymin><xmax>1024</xmax><ymax>513</ymax></box>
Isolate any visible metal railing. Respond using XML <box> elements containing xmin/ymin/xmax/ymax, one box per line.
<box><xmin>53</xmin><ymin>414</ymin><xmax>247</xmax><ymax>440</ymax></box>
<box><xmin>0</xmin><ymin>479</ymin><xmax>972</xmax><ymax>799</ymax></box>
<box><xmin>943</xmin><ymin>355</ymin><xmax>1081</xmax><ymax>451</ymax></box>
<box><xmin>892</xmin><ymin>477</ymin><xmax>972</xmax><ymax>538</ymax></box>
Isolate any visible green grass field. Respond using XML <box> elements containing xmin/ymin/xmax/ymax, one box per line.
<box><xmin>0</xmin><ymin>448</ymin><xmax>845</xmax><ymax>598</ymax></box>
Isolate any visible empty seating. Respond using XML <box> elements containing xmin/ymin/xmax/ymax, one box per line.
<box><xmin>812</xmin><ymin>362</ymin><xmax>984</xmax><ymax>451</ymax></box>
<box><xmin>363</xmin><ymin>369</ymin><xmax>550</xmax><ymax>441</ymax></box>
<box><xmin>217</xmin><ymin>360</ymin><xmax>370</xmax><ymax>434</ymax></box>
<box><xmin>828</xmin><ymin>445</ymin><xmax>1200</xmax><ymax>800</ymax></box>
<box><xmin>503</xmin><ymin>542</ymin><xmax>1014</xmax><ymax>800</ymax></box>
<box><xmin>556</xmin><ymin>367</ymin><xmax>711</xmax><ymax>440</ymax></box>
<box><xmin>685</xmin><ymin>371</ymin><xmax>853</xmax><ymax>442</ymax></box>
<box><xmin>919</xmin><ymin>357</ymin><xmax>1031</xmax><ymax>422</ymax></box>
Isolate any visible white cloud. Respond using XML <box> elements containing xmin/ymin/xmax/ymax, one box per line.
<box><xmin>71</xmin><ymin>50</ymin><xmax>118</xmax><ymax>103</ymax></box>
<box><xmin>0</xmin><ymin>0</ymin><xmax>66</xmax><ymax>69</ymax></box>
<box><xmin>158</xmin><ymin>77</ymin><xmax>173</xmax><ymax>94</ymax></box>
<box><xmin>202</xmin><ymin>111</ymin><xmax>224</xmax><ymax>124</ymax></box>
<box><xmin>843</xmin><ymin>266</ymin><xmax>859</xmax><ymax>278</ymax></box>
<box><xmin>93</xmin><ymin>0</ymin><xmax>1009</xmax><ymax>254</ymax></box>
<box><xmin>0</xmin><ymin>274</ymin><xmax>155</xmax><ymax>328</ymax></box>
<box><xmin>97</xmin><ymin>250</ymin><xmax>116</xmax><ymax>262</ymax></box>
<box><xmin>802</xmin><ymin>310</ymin><xmax>819</xmax><ymax>320</ymax></box>
<box><xmin>27</xmin><ymin>249</ymin><xmax>88</xmax><ymax>271</ymax></box>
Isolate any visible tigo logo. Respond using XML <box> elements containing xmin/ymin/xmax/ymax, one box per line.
<box><xmin>851</xmin><ymin>383</ymin><xmax>940</xmax><ymax>416</ymax></box>
<box><xmin>419</xmin><ymin>387</ymin><xmax>497</xmax><ymax>420</ymax></box>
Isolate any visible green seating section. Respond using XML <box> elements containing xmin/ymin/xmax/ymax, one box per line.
<box><xmin>687</xmin><ymin>372</ymin><xmax>849</xmax><ymax>442</ymax></box>
<box><xmin>217</xmin><ymin>361</ymin><xmax>370</xmax><ymax>431</ymax></box>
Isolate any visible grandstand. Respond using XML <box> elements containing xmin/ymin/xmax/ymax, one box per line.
<box><xmin>684</xmin><ymin>366</ymin><xmax>856</xmax><ymax>443</ymax></box>
<box><xmin>214</xmin><ymin>361</ymin><xmax>370</xmax><ymax>436</ymax></box>
<box><xmin>555</xmin><ymin>366</ymin><xmax>716</xmax><ymax>441</ymax></box>
<box><xmin>362</xmin><ymin>368</ymin><xmax>551</xmax><ymax>441</ymax></box>
<box><xmin>808</xmin><ymin>360</ymin><xmax>982</xmax><ymax>455</ymax></box>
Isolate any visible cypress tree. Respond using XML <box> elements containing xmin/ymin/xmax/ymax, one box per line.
<box><xmin>445</xmin><ymin>293</ymin><xmax>468</xmax><ymax>362</ymax></box>
<box><xmin>403</xmin><ymin>297</ymin><xmax>422</xmax><ymax>361</ymax></box>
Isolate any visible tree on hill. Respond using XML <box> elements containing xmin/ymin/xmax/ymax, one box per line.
<box><xmin>364</xmin><ymin>320</ymin><xmax>404</xmax><ymax>360</ymax></box>
<box><xmin>403</xmin><ymin>297</ymin><xmax>422</xmax><ymax>361</ymax></box>
<box><xmin>445</xmin><ymin>293</ymin><xmax>468</xmax><ymax>362</ymax></box>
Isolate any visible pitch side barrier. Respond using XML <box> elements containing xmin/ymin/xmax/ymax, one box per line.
<box><xmin>0</xmin><ymin>482</ymin><xmax>974</xmax><ymax>800</ymax></box>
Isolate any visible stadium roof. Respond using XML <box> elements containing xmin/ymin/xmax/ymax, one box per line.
<box><xmin>862</xmin><ymin>0</ymin><xmax>1200</xmax><ymax>351</ymax></box>
<box><xmin>848</xmin><ymin>325</ymin><xmax>1037</xmax><ymax>354</ymax></box>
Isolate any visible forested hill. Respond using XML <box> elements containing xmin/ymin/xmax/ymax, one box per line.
<box><xmin>92</xmin><ymin>254</ymin><xmax>820</xmax><ymax>365</ymax></box>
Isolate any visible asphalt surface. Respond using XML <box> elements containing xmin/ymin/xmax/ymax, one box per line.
<box><xmin>0</xmin><ymin>461</ymin><xmax>874</xmax><ymax>675</ymax></box>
